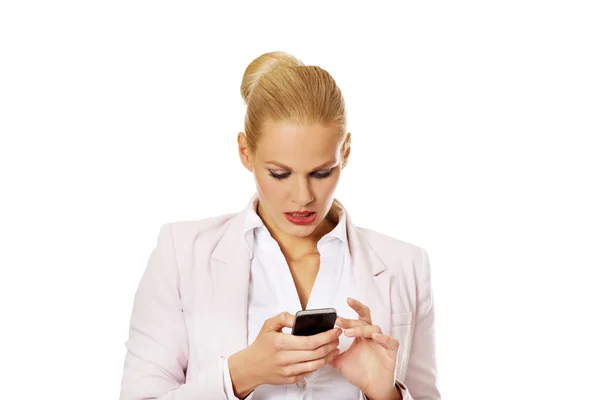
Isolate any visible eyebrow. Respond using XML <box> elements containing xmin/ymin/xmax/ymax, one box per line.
<box><xmin>266</xmin><ymin>160</ymin><xmax>337</xmax><ymax>171</ymax></box>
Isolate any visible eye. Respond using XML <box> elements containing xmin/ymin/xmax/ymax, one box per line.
<box><xmin>268</xmin><ymin>171</ymin><xmax>290</xmax><ymax>180</ymax></box>
<box><xmin>268</xmin><ymin>168</ymin><xmax>334</xmax><ymax>180</ymax></box>
<box><xmin>312</xmin><ymin>169</ymin><xmax>333</xmax><ymax>180</ymax></box>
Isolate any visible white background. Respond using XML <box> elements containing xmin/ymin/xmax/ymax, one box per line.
<box><xmin>1</xmin><ymin>1</ymin><xmax>599</xmax><ymax>399</ymax></box>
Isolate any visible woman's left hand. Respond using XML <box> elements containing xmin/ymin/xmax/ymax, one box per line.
<box><xmin>330</xmin><ymin>297</ymin><xmax>401</xmax><ymax>400</ymax></box>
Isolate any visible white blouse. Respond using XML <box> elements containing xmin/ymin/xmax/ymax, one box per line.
<box><xmin>222</xmin><ymin>194</ymin><xmax>364</xmax><ymax>399</ymax></box>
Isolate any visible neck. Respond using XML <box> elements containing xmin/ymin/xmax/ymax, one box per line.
<box><xmin>256</xmin><ymin>202</ymin><xmax>338</xmax><ymax>261</ymax></box>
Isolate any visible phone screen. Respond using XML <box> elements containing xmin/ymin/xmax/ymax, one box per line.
<box><xmin>291</xmin><ymin>308</ymin><xmax>337</xmax><ymax>336</ymax></box>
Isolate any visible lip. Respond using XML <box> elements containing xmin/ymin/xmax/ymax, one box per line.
<box><xmin>284</xmin><ymin>211</ymin><xmax>317</xmax><ymax>226</ymax></box>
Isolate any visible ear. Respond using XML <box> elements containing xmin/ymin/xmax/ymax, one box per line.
<box><xmin>341</xmin><ymin>132</ymin><xmax>351</xmax><ymax>169</ymax></box>
<box><xmin>238</xmin><ymin>132</ymin><xmax>254</xmax><ymax>172</ymax></box>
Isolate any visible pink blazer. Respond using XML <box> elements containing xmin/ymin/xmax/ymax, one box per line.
<box><xmin>119</xmin><ymin>199</ymin><xmax>441</xmax><ymax>400</ymax></box>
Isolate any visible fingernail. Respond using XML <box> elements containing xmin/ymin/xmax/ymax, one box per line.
<box><xmin>336</xmin><ymin>328</ymin><xmax>342</xmax><ymax>336</ymax></box>
<box><xmin>346</xmin><ymin>328</ymin><xmax>355</xmax><ymax>335</ymax></box>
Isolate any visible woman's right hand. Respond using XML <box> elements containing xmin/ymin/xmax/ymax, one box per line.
<box><xmin>228</xmin><ymin>311</ymin><xmax>342</xmax><ymax>398</ymax></box>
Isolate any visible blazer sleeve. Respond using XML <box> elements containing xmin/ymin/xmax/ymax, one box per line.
<box><xmin>119</xmin><ymin>223</ymin><xmax>227</xmax><ymax>400</ymax></box>
<box><xmin>400</xmin><ymin>247</ymin><xmax>442</xmax><ymax>400</ymax></box>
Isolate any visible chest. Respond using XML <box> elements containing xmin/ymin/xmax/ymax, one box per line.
<box><xmin>287</xmin><ymin>254</ymin><xmax>321</xmax><ymax>310</ymax></box>
<box><xmin>247</xmin><ymin>242</ymin><xmax>348</xmax><ymax>317</ymax></box>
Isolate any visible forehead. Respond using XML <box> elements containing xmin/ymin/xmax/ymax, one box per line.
<box><xmin>255</xmin><ymin>120</ymin><xmax>342</xmax><ymax>167</ymax></box>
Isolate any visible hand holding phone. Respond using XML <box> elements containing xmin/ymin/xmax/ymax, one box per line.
<box><xmin>228</xmin><ymin>311</ymin><xmax>341</xmax><ymax>397</ymax></box>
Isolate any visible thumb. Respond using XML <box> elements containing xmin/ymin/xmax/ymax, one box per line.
<box><xmin>263</xmin><ymin>312</ymin><xmax>295</xmax><ymax>332</ymax></box>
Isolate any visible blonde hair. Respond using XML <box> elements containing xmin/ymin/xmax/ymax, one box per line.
<box><xmin>240</xmin><ymin>51</ymin><xmax>347</xmax><ymax>153</ymax></box>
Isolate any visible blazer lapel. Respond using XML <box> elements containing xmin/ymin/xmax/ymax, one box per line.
<box><xmin>210</xmin><ymin>210</ymin><xmax>251</xmax><ymax>358</ymax></box>
<box><xmin>341</xmin><ymin>200</ymin><xmax>392</xmax><ymax>336</ymax></box>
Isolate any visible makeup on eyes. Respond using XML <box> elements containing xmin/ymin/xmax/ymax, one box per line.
<box><xmin>268</xmin><ymin>168</ymin><xmax>334</xmax><ymax>180</ymax></box>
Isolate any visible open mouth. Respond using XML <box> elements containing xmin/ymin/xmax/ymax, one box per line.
<box><xmin>284</xmin><ymin>212</ymin><xmax>317</xmax><ymax>225</ymax></box>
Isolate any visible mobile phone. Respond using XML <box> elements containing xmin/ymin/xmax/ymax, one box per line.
<box><xmin>291</xmin><ymin>308</ymin><xmax>337</xmax><ymax>336</ymax></box>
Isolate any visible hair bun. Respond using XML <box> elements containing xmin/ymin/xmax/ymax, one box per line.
<box><xmin>240</xmin><ymin>51</ymin><xmax>304</xmax><ymax>105</ymax></box>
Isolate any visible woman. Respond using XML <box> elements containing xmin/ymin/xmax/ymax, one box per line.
<box><xmin>119</xmin><ymin>51</ymin><xmax>441</xmax><ymax>400</ymax></box>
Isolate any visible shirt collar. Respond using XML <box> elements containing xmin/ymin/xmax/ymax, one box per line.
<box><xmin>322</xmin><ymin>203</ymin><xmax>348</xmax><ymax>245</ymax></box>
<box><xmin>242</xmin><ymin>193</ymin><xmax>348</xmax><ymax>258</ymax></box>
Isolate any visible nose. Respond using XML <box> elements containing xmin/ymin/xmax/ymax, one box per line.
<box><xmin>291</xmin><ymin>176</ymin><xmax>314</xmax><ymax>207</ymax></box>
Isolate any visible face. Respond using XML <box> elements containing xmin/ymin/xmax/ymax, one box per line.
<box><xmin>238</xmin><ymin>120</ymin><xmax>351</xmax><ymax>239</ymax></box>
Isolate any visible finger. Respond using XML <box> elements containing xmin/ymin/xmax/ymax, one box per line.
<box><xmin>282</xmin><ymin>347</ymin><xmax>341</xmax><ymax>377</ymax></box>
<box><xmin>285</xmin><ymin>327</ymin><xmax>342</xmax><ymax>350</ymax></box>
<box><xmin>347</xmin><ymin>297</ymin><xmax>372</xmax><ymax>324</ymax></box>
<box><xmin>336</xmin><ymin>316</ymin><xmax>368</xmax><ymax>329</ymax></box>
<box><xmin>263</xmin><ymin>312</ymin><xmax>295</xmax><ymax>332</ymax></box>
<box><xmin>328</xmin><ymin>347</ymin><xmax>343</xmax><ymax>369</ymax></box>
<box><xmin>283</xmin><ymin>370</ymin><xmax>313</xmax><ymax>385</ymax></box>
<box><xmin>344</xmin><ymin>324</ymin><xmax>382</xmax><ymax>338</ymax></box>
<box><xmin>372</xmin><ymin>332</ymin><xmax>400</xmax><ymax>353</ymax></box>
<box><xmin>280</xmin><ymin>338</ymin><xmax>340</xmax><ymax>365</ymax></box>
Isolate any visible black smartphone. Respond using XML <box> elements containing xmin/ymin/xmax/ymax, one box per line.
<box><xmin>291</xmin><ymin>307</ymin><xmax>337</xmax><ymax>336</ymax></box>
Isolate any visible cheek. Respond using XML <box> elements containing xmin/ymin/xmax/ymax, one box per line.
<box><xmin>316</xmin><ymin>174</ymin><xmax>341</xmax><ymax>197</ymax></box>
<box><xmin>255</xmin><ymin>173</ymin><xmax>284</xmax><ymax>199</ymax></box>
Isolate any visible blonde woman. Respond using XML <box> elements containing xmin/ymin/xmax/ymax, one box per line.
<box><xmin>119</xmin><ymin>51</ymin><xmax>441</xmax><ymax>400</ymax></box>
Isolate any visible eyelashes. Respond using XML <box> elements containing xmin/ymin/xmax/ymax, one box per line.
<box><xmin>268</xmin><ymin>169</ymin><xmax>333</xmax><ymax>181</ymax></box>
<box><xmin>268</xmin><ymin>172</ymin><xmax>289</xmax><ymax>180</ymax></box>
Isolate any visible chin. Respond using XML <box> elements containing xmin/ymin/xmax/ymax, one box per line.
<box><xmin>292</xmin><ymin>226</ymin><xmax>317</xmax><ymax>236</ymax></box>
